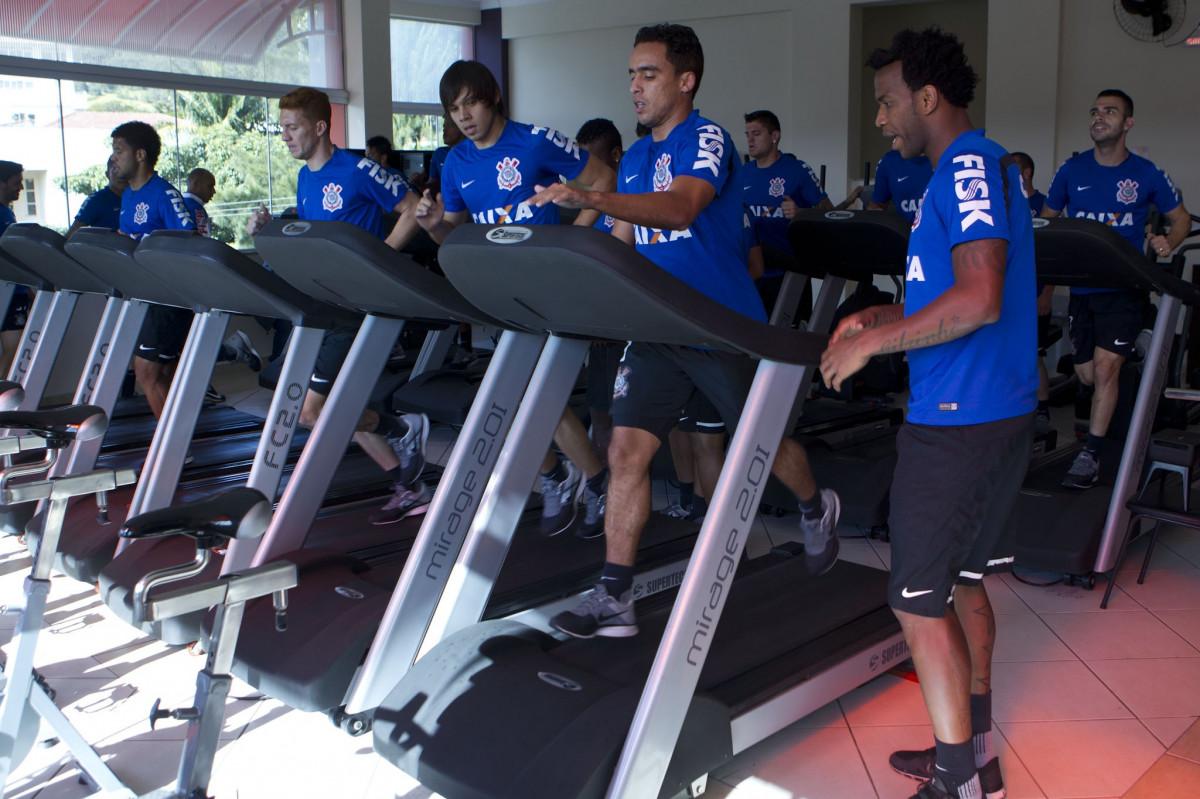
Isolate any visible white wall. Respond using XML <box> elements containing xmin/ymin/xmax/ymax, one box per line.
<box><xmin>500</xmin><ymin>0</ymin><xmax>1199</xmax><ymax>212</ymax></box>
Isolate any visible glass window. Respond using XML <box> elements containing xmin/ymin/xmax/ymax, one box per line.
<box><xmin>392</xmin><ymin>113</ymin><xmax>443</xmax><ymax>151</ymax></box>
<box><xmin>23</xmin><ymin>178</ymin><xmax>35</xmax><ymax>216</ymax></box>
<box><xmin>390</xmin><ymin>20</ymin><xmax>473</xmax><ymax>105</ymax></box>
<box><xmin>0</xmin><ymin>0</ymin><xmax>343</xmax><ymax>90</ymax></box>
<box><xmin>0</xmin><ymin>74</ymin><xmax>68</xmax><ymax>231</ymax></box>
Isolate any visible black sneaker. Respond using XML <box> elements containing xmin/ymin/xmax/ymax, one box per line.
<box><xmin>539</xmin><ymin>460</ymin><xmax>582</xmax><ymax>536</ymax></box>
<box><xmin>368</xmin><ymin>482</ymin><xmax>432</xmax><ymax>526</ymax></box>
<box><xmin>910</xmin><ymin>772</ymin><xmax>984</xmax><ymax>799</ymax></box>
<box><xmin>1061</xmin><ymin>448</ymin><xmax>1099</xmax><ymax>489</ymax></box>
<box><xmin>549</xmin><ymin>583</ymin><xmax>637</xmax><ymax>638</ymax></box>
<box><xmin>223</xmin><ymin>330</ymin><xmax>263</xmax><ymax>372</ymax></box>
<box><xmin>891</xmin><ymin>747</ymin><xmax>1005</xmax><ymax>799</ymax></box>
<box><xmin>576</xmin><ymin>483</ymin><xmax>605</xmax><ymax>539</ymax></box>
<box><xmin>388</xmin><ymin>413</ymin><xmax>429</xmax><ymax>487</ymax></box>
<box><xmin>800</xmin><ymin>488</ymin><xmax>841</xmax><ymax>576</ymax></box>
<box><xmin>204</xmin><ymin>384</ymin><xmax>225</xmax><ymax>404</ymax></box>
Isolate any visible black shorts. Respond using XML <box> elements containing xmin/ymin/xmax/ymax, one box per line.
<box><xmin>676</xmin><ymin>390</ymin><xmax>725</xmax><ymax>434</ymax></box>
<box><xmin>887</xmin><ymin>413</ymin><xmax>1033</xmax><ymax>618</ymax></box>
<box><xmin>1068</xmin><ymin>291</ymin><xmax>1146</xmax><ymax>363</ymax></box>
<box><xmin>1037</xmin><ymin>313</ymin><xmax>1051</xmax><ymax>352</ymax></box>
<box><xmin>309</xmin><ymin>326</ymin><xmax>357</xmax><ymax>396</ymax></box>
<box><xmin>2</xmin><ymin>291</ymin><xmax>30</xmax><ymax>332</ymax></box>
<box><xmin>135</xmin><ymin>305</ymin><xmax>193</xmax><ymax>363</ymax></box>
<box><xmin>610</xmin><ymin>343</ymin><xmax>756</xmax><ymax>442</ymax></box>
<box><xmin>585</xmin><ymin>342</ymin><xmax>624</xmax><ymax>412</ymax></box>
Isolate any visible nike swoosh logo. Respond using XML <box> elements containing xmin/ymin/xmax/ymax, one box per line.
<box><xmin>461</xmin><ymin>180</ymin><xmax>475</xmax><ymax>188</ymax></box>
<box><xmin>1113</xmin><ymin>339</ymin><xmax>1129</xmax><ymax>346</ymax></box>
<box><xmin>625</xmin><ymin>174</ymin><xmax>638</xmax><ymax>183</ymax></box>
<box><xmin>897</xmin><ymin>176</ymin><xmax>909</xmax><ymax>182</ymax></box>
<box><xmin>1076</xmin><ymin>185</ymin><xmax>1091</xmax><ymax>191</ymax></box>
<box><xmin>900</xmin><ymin>587</ymin><xmax>934</xmax><ymax>598</ymax></box>
<box><xmin>743</xmin><ymin>185</ymin><xmax>753</xmax><ymax>190</ymax></box>
<box><xmin>138</xmin><ymin>345</ymin><xmax>154</xmax><ymax>351</ymax></box>
<box><xmin>598</xmin><ymin>611</ymin><xmax>628</xmax><ymax>623</ymax></box>
<box><xmin>310</xmin><ymin>376</ymin><xmax>330</xmax><ymax>384</ymax></box>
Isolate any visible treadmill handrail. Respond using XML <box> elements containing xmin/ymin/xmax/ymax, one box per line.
<box><xmin>438</xmin><ymin>224</ymin><xmax>829</xmax><ymax>365</ymax></box>
<box><xmin>0</xmin><ymin>223</ymin><xmax>112</xmax><ymax>295</ymax></box>
<box><xmin>0</xmin><ymin>241</ymin><xmax>50</xmax><ymax>290</ymax></box>
<box><xmin>66</xmin><ymin>227</ymin><xmax>195</xmax><ymax>308</ymax></box>
<box><xmin>1033</xmin><ymin>217</ymin><xmax>1200</xmax><ymax>301</ymax></box>
<box><xmin>253</xmin><ymin>218</ymin><xmax>506</xmax><ymax>328</ymax></box>
<box><xmin>134</xmin><ymin>230</ymin><xmax>361</xmax><ymax>327</ymax></box>
<box><xmin>787</xmin><ymin>208</ymin><xmax>911</xmax><ymax>279</ymax></box>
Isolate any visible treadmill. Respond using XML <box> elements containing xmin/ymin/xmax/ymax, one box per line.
<box><xmin>89</xmin><ymin>229</ymin><xmax>454</xmax><ymax>642</ymax></box>
<box><xmin>1014</xmin><ymin>218</ymin><xmax>1200</xmax><ymax>584</ymax></box>
<box><xmin>369</xmin><ymin>223</ymin><xmax>904</xmax><ymax>799</ymax></box>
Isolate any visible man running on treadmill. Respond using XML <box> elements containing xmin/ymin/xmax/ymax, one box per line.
<box><xmin>110</xmin><ymin>121</ymin><xmax>196</xmax><ymax>420</ymax></box>
<box><xmin>67</xmin><ymin>157</ymin><xmax>128</xmax><ymax>237</ymax></box>
<box><xmin>415</xmin><ymin>60</ymin><xmax>618</xmax><ymax>538</ymax></box>
<box><xmin>1042</xmin><ymin>89</ymin><xmax>1190</xmax><ymax>489</ymax></box>
<box><xmin>246</xmin><ymin>87</ymin><xmax>430</xmax><ymax>526</ymax></box>
<box><xmin>531</xmin><ymin>23</ymin><xmax>840</xmax><ymax>639</ymax></box>
<box><xmin>868</xmin><ymin>149</ymin><xmax>933</xmax><ymax>225</ymax></box>
<box><xmin>822</xmin><ymin>28</ymin><xmax>1037</xmax><ymax>799</ymax></box>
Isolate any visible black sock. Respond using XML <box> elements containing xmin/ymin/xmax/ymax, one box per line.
<box><xmin>798</xmin><ymin>491</ymin><xmax>824</xmax><ymax>521</ymax></box>
<box><xmin>1036</xmin><ymin>399</ymin><xmax>1049</xmax><ymax>414</ymax></box>
<box><xmin>542</xmin><ymin>461</ymin><xmax>566</xmax><ymax>482</ymax></box>
<box><xmin>599</xmin><ymin>562</ymin><xmax>634</xmax><ymax>598</ymax></box>
<box><xmin>586</xmin><ymin>468</ymin><xmax>607</xmax><ymax>494</ymax></box>
<box><xmin>374</xmin><ymin>413</ymin><xmax>405</xmax><ymax>439</ymax></box>
<box><xmin>970</xmin><ymin>693</ymin><xmax>994</xmax><ymax>768</ymax></box>
<box><xmin>933</xmin><ymin>738</ymin><xmax>977</xmax><ymax>795</ymax></box>
<box><xmin>678</xmin><ymin>481</ymin><xmax>695</xmax><ymax>508</ymax></box>
<box><xmin>1085</xmin><ymin>432</ymin><xmax>1104</xmax><ymax>455</ymax></box>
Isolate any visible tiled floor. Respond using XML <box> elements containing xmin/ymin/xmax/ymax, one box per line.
<box><xmin>4</xmin><ymin>348</ymin><xmax>1200</xmax><ymax>797</ymax></box>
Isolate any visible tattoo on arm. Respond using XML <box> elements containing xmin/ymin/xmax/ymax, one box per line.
<box><xmin>876</xmin><ymin>315</ymin><xmax>967</xmax><ymax>355</ymax></box>
<box><xmin>956</xmin><ymin>238</ymin><xmax>1008</xmax><ymax>275</ymax></box>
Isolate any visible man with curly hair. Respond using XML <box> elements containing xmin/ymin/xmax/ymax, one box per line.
<box><xmin>822</xmin><ymin>27</ymin><xmax>1037</xmax><ymax>799</ymax></box>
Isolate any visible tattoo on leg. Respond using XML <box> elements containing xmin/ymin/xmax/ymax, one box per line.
<box><xmin>971</xmin><ymin>598</ymin><xmax>995</xmax><ymax>694</ymax></box>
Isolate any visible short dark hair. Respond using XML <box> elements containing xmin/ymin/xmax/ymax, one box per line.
<box><xmin>744</xmin><ymin>110</ymin><xmax>781</xmax><ymax>133</ymax></box>
<box><xmin>0</xmin><ymin>160</ymin><xmax>22</xmax><ymax>183</ymax></box>
<box><xmin>279</xmin><ymin>87</ymin><xmax>332</xmax><ymax>127</ymax></box>
<box><xmin>110</xmin><ymin>121</ymin><xmax>163</xmax><ymax>168</ymax></box>
<box><xmin>1096</xmin><ymin>89</ymin><xmax>1134</xmax><ymax>117</ymax></box>
<box><xmin>575</xmin><ymin>118</ymin><xmax>622</xmax><ymax>154</ymax></box>
<box><xmin>867</xmin><ymin>27</ymin><xmax>977</xmax><ymax>109</ymax></box>
<box><xmin>366</xmin><ymin>135</ymin><xmax>393</xmax><ymax>155</ymax></box>
<box><xmin>634</xmin><ymin>24</ymin><xmax>704</xmax><ymax>98</ymax></box>
<box><xmin>439</xmin><ymin>60</ymin><xmax>505</xmax><ymax>117</ymax></box>
<box><xmin>1010</xmin><ymin>151</ymin><xmax>1034</xmax><ymax>176</ymax></box>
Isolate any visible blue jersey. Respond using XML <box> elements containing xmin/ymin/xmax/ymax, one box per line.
<box><xmin>1046</xmin><ymin>150</ymin><xmax>1179</xmax><ymax>293</ymax></box>
<box><xmin>1027</xmin><ymin>189</ymin><xmax>1046</xmax><ymax>217</ymax></box>
<box><xmin>74</xmin><ymin>187</ymin><xmax>122</xmax><ymax>231</ymax></box>
<box><xmin>441</xmin><ymin>121</ymin><xmax>588</xmax><ymax>226</ymax></box>
<box><xmin>595</xmin><ymin>213</ymin><xmax>616</xmax><ymax>234</ymax></box>
<box><xmin>739</xmin><ymin>154</ymin><xmax>826</xmax><ymax>256</ymax></box>
<box><xmin>120</xmin><ymin>174</ymin><xmax>194</xmax><ymax>240</ymax></box>
<box><xmin>904</xmin><ymin>130</ymin><xmax>1037</xmax><ymax>426</ymax></box>
<box><xmin>297</xmin><ymin>148</ymin><xmax>413</xmax><ymax>239</ymax></box>
<box><xmin>0</xmin><ymin>204</ymin><xmax>14</xmax><ymax>236</ymax></box>
<box><xmin>619</xmin><ymin>109</ymin><xmax>765</xmax><ymax>322</ymax></box>
<box><xmin>428</xmin><ymin>146</ymin><xmax>451</xmax><ymax>184</ymax></box>
<box><xmin>872</xmin><ymin>150</ymin><xmax>933</xmax><ymax>225</ymax></box>
<box><xmin>183</xmin><ymin>195</ymin><xmax>211</xmax><ymax>237</ymax></box>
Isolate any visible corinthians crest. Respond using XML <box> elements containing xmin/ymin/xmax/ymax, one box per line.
<box><xmin>133</xmin><ymin>202</ymin><xmax>149</xmax><ymax>225</ymax></box>
<box><xmin>768</xmin><ymin>177</ymin><xmax>786</xmax><ymax>197</ymax></box>
<box><xmin>1116</xmin><ymin>178</ymin><xmax>1138</xmax><ymax>205</ymax></box>
<box><xmin>322</xmin><ymin>182</ymin><xmax>344</xmax><ymax>212</ymax></box>
<box><xmin>653</xmin><ymin>153</ymin><xmax>673</xmax><ymax>192</ymax></box>
<box><xmin>497</xmin><ymin>157</ymin><xmax>522</xmax><ymax>191</ymax></box>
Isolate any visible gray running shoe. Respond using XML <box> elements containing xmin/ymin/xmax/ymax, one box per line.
<box><xmin>223</xmin><ymin>330</ymin><xmax>262</xmax><ymax>372</ymax></box>
<box><xmin>540</xmin><ymin>460</ymin><xmax>582</xmax><ymax>536</ymax></box>
<box><xmin>1062</xmin><ymin>448</ymin><xmax>1099</xmax><ymax>489</ymax></box>
<box><xmin>389</xmin><ymin>413</ymin><xmax>429</xmax><ymax>487</ymax></box>
<box><xmin>800</xmin><ymin>488</ymin><xmax>841</xmax><ymax>576</ymax></box>
<box><xmin>550</xmin><ymin>583</ymin><xmax>637</xmax><ymax>638</ymax></box>
<box><xmin>658</xmin><ymin>502</ymin><xmax>693</xmax><ymax>519</ymax></box>
<box><xmin>577</xmin><ymin>483</ymin><xmax>606</xmax><ymax>539</ymax></box>
<box><xmin>369</xmin><ymin>481</ymin><xmax>432</xmax><ymax>526</ymax></box>
<box><xmin>891</xmin><ymin>746</ymin><xmax>1005</xmax><ymax>799</ymax></box>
